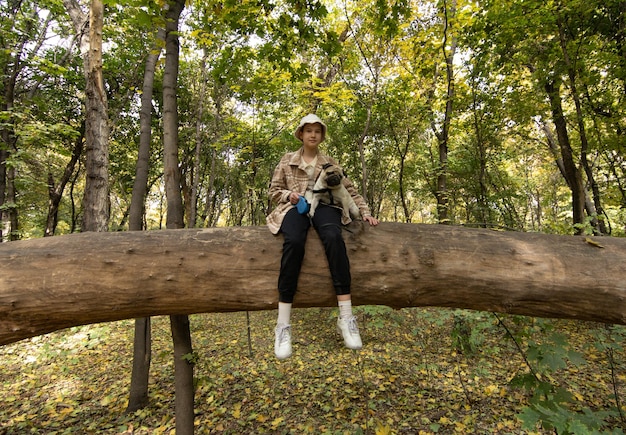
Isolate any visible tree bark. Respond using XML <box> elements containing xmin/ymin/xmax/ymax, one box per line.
<box><xmin>556</xmin><ymin>15</ymin><xmax>607</xmax><ymax>235</ymax></box>
<box><xmin>126</xmin><ymin>316</ymin><xmax>151</xmax><ymax>413</ymax></box>
<box><xmin>1</xmin><ymin>222</ymin><xmax>625</xmax><ymax>346</ymax></box>
<box><xmin>544</xmin><ymin>78</ymin><xmax>586</xmax><ymax>234</ymax></box>
<box><xmin>170</xmin><ymin>314</ymin><xmax>194</xmax><ymax>430</ymax></box>
<box><xmin>126</xmin><ymin>27</ymin><xmax>165</xmax><ymax>414</ymax></box>
<box><xmin>81</xmin><ymin>0</ymin><xmax>110</xmax><ymax>232</ymax></box>
<box><xmin>162</xmin><ymin>0</ymin><xmax>185</xmax><ymax>231</ymax></box>
<box><xmin>45</xmin><ymin>126</ymin><xmax>84</xmax><ymax>237</ymax></box>
<box><xmin>129</xmin><ymin>28</ymin><xmax>165</xmax><ymax>233</ymax></box>
<box><xmin>161</xmin><ymin>1</ymin><xmax>193</xmax><ymax>432</ymax></box>
<box><xmin>433</xmin><ymin>0</ymin><xmax>457</xmax><ymax>225</ymax></box>
<box><xmin>0</xmin><ymin>0</ymin><xmax>32</xmax><ymax>242</ymax></box>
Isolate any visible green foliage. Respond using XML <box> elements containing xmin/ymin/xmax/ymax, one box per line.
<box><xmin>498</xmin><ymin>317</ymin><xmax>626</xmax><ymax>433</ymax></box>
<box><xmin>182</xmin><ymin>351</ymin><xmax>200</xmax><ymax>365</ymax></box>
<box><xmin>357</xmin><ymin>305</ymin><xmax>403</xmax><ymax>330</ymax></box>
<box><xmin>3</xmin><ymin>0</ymin><xmax>626</xmax><ymax>234</ymax></box>
<box><xmin>519</xmin><ymin>404</ymin><xmax>620</xmax><ymax>435</ymax></box>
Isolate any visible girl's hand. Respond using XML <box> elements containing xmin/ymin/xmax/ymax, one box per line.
<box><xmin>363</xmin><ymin>215</ymin><xmax>379</xmax><ymax>226</ymax></box>
<box><xmin>288</xmin><ymin>191</ymin><xmax>300</xmax><ymax>205</ymax></box>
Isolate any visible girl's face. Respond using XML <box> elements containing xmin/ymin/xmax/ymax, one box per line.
<box><xmin>300</xmin><ymin>123</ymin><xmax>324</xmax><ymax>150</ymax></box>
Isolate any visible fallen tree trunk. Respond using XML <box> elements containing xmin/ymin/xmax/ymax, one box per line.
<box><xmin>1</xmin><ymin>223</ymin><xmax>625</xmax><ymax>345</ymax></box>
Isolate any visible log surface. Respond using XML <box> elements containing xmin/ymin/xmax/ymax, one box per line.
<box><xmin>1</xmin><ymin>222</ymin><xmax>625</xmax><ymax>345</ymax></box>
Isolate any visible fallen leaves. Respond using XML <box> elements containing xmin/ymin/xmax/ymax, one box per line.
<box><xmin>0</xmin><ymin>308</ymin><xmax>624</xmax><ymax>434</ymax></box>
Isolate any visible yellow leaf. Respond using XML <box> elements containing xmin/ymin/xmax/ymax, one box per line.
<box><xmin>231</xmin><ymin>403</ymin><xmax>241</xmax><ymax>419</ymax></box>
<box><xmin>100</xmin><ymin>396</ymin><xmax>112</xmax><ymax>406</ymax></box>
<box><xmin>484</xmin><ymin>384</ymin><xmax>499</xmax><ymax>396</ymax></box>
<box><xmin>584</xmin><ymin>237</ymin><xmax>604</xmax><ymax>248</ymax></box>
<box><xmin>375</xmin><ymin>422</ymin><xmax>393</xmax><ymax>435</ymax></box>
<box><xmin>271</xmin><ymin>417</ymin><xmax>284</xmax><ymax>428</ymax></box>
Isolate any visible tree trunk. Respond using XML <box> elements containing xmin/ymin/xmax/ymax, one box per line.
<box><xmin>170</xmin><ymin>314</ymin><xmax>194</xmax><ymax>431</ymax></box>
<box><xmin>1</xmin><ymin>222</ymin><xmax>625</xmax><ymax>346</ymax></box>
<box><xmin>386</xmin><ymin>106</ymin><xmax>411</xmax><ymax>222</ymax></box>
<box><xmin>45</xmin><ymin>126</ymin><xmax>84</xmax><ymax>237</ymax></box>
<box><xmin>81</xmin><ymin>0</ymin><xmax>110</xmax><ymax>232</ymax></box>
<box><xmin>544</xmin><ymin>78</ymin><xmax>586</xmax><ymax>234</ymax></box>
<box><xmin>188</xmin><ymin>53</ymin><xmax>208</xmax><ymax>229</ymax></box>
<box><xmin>556</xmin><ymin>15</ymin><xmax>607</xmax><ymax>235</ymax></box>
<box><xmin>0</xmin><ymin>147</ymin><xmax>7</xmax><ymax>241</ymax></box>
<box><xmin>163</xmin><ymin>0</ymin><xmax>185</xmax><ymax>231</ymax></box>
<box><xmin>0</xmin><ymin>0</ymin><xmax>27</xmax><ymax>242</ymax></box>
<box><xmin>162</xmin><ymin>1</ymin><xmax>193</xmax><ymax>432</ymax></box>
<box><xmin>433</xmin><ymin>0</ymin><xmax>457</xmax><ymax>225</ymax></box>
<box><xmin>1</xmin><ymin>163</ymin><xmax>18</xmax><ymax>241</ymax></box>
<box><xmin>129</xmin><ymin>28</ymin><xmax>165</xmax><ymax>233</ymax></box>
<box><xmin>126</xmin><ymin>317</ymin><xmax>151</xmax><ymax>413</ymax></box>
<box><xmin>126</xmin><ymin>27</ymin><xmax>165</xmax><ymax>414</ymax></box>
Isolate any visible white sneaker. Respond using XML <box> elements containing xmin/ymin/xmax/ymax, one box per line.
<box><xmin>274</xmin><ymin>323</ymin><xmax>292</xmax><ymax>360</ymax></box>
<box><xmin>337</xmin><ymin>316</ymin><xmax>362</xmax><ymax>350</ymax></box>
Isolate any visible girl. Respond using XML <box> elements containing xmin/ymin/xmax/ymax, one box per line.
<box><xmin>267</xmin><ymin>114</ymin><xmax>379</xmax><ymax>359</ymax></box>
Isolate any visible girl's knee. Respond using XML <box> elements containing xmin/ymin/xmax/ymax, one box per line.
<box><xmin>318</xmin><ymin>225</ymin><xmax>343</xmax><ymax>243</ymax></box>
<box><xmin>283</xmin><ymin>234</ymin><xmax>307</xmax><ymax>252</ymax></box>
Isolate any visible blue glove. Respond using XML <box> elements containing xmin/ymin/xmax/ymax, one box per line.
<box><xmin>296</xmin><ymin>196</ymin><xmax>310</xmax><ymax>215</ymax></box>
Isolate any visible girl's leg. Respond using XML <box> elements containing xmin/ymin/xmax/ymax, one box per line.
<box><xmin>311</xmin><ymin>204</ymin><xmax>351</xmax><ymax>293</ymax></box>
<box><xmin>275</xmin><ymin>208</ymin><xmax>310</xmax><ymax>359</ymax></box>
<box><xmin>312</xmin><ymin>205</ymin><xmax>362</xmax><ymax>350</ymax></box>
<box><xmin>278</xmin><ymin>208</ymin><xmax>311</xmax><ymax>304</ymax></box>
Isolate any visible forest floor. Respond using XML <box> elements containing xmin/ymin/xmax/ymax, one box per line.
<box><xmin>0</xmin><ymin>307</ymin><xmax>625</xmax><ymax>434</ymax></box>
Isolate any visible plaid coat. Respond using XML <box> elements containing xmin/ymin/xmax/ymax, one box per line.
<box><xmin>266</xmin><ymin>147</ymin><xmax>372</xmax><ymax>234</ymax></box>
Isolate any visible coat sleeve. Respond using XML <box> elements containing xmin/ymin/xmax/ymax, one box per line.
<box><xmin>268</xmin><ymin>155</ymin><xmax>291</xmax><ymax>205</ymax></box>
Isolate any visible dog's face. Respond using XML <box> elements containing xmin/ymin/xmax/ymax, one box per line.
<box><xmin>320</xmin><ymin>163</ymin><xmax>345</xmax><ymax>188</ymax></box>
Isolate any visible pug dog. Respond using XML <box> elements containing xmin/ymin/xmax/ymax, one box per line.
<box><xmin>310</xmin><ymin>163</ymin><xmax>360</xmax><ymax>220</ymax></box>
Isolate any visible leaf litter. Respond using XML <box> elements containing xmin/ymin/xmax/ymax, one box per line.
<box><xmin>0</xmin><ymin>307</ymin><xmax>624</xmax><ymax>434</ymax></box>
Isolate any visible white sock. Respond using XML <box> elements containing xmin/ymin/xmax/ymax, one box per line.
<box><xmin>277</xmin><ymin>302</ymin><xmax>292</xmax><ymax>325</ymax></box>
<box><xmin>338</xmin><ymin>299</ymin><xmax>353</xmax><ymax>319</ymax></box>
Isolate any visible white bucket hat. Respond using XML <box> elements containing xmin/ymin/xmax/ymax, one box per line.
<box><xmin>294</xmin><ymin>113</ymin><xmax>327</xmax><ymax>141</ymax></box>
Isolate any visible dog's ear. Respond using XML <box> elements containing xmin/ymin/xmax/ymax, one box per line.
<box><xmin>342</xmin><ymin>169</ymin><xmax>348</xmax><ymax>177</ymax></box>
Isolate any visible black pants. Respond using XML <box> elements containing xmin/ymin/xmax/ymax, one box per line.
<box><xmin>278</xmin><ymin>204</ymin><xmax>351</xmax><ymax>303</ymax></box>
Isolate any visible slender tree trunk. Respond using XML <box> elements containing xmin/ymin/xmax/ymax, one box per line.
<box><xmin>170</xmin><ymin>314</ymin><xmax>194</xmax><ymax>429</ymax></box>
<box><xmin>189</xmin><ymin>54</ymin><xmax>208</xmax><ymax>229</ymax></box>
<box><xmin>434</xmin><ymin>0</ymin><xmax>457</xmax><ymax>225</ymax></box>
<box><xmin>127</xmin><ymin>317</ymin><xmax>151</xmax><ymax>412</ymax></box>
<box><xmin>0</xmin><ymin>146</ymin><xmax>6</xmax><ymax>242</ymax></box>
<box><xmin>385</xmin><ymin>107</ymin><xmax>411</xmax><ymax>222</ymax></box>
<box><xmin>163</xmin><ymin>1</ymin><xmax>185</xmax><ymax>230</ymax></box>
<box><xmin>3</xmin><ymin>165</ymin><xmax>17</xmax><ymax>240</ymax></box>
<box><xmin>556</xmin><ymin>16</ymin><xmax>607</xmax><ymax>235</ymax></box>
<box><xmin>357</xmin><ymin>107</ymin><xmax>372</xmax><ymax>205</ymax></box>
<box><xmin>470</xmin><ymin>74</ymin><xmax>489</xmax><ymax>227</ymax></box>
<box><xmin>162</xmin><ymin>0</ymin><xmax>194</xmax><ymax>432</ymax></box>
<box><xmin>45</xmin><ymin>126</ymin><xmax>84</xmax><ymax>237</ymax></box>
<box><xmin>126</xmin><ymin>27</ymin><xmax>165</xmax><ymax>414</ymax></box>
<box><xmin>544</xmin><ymin>78</ymin><xmax>586</xmax><ymax>234</ymax></box>
<box><xmin>81</xmin><ymin>0</ymin><xmax>109</xmax><ymax>232</ymax></box>
<box><xmin>129</xmin><ymin>28</ymin><xmax>165</xmax><ymax>233</ymax></box>
<box><xmin>0</xmin><ymin>0</ymin><xmax>25</xmax><ymax>242</ymax></box>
